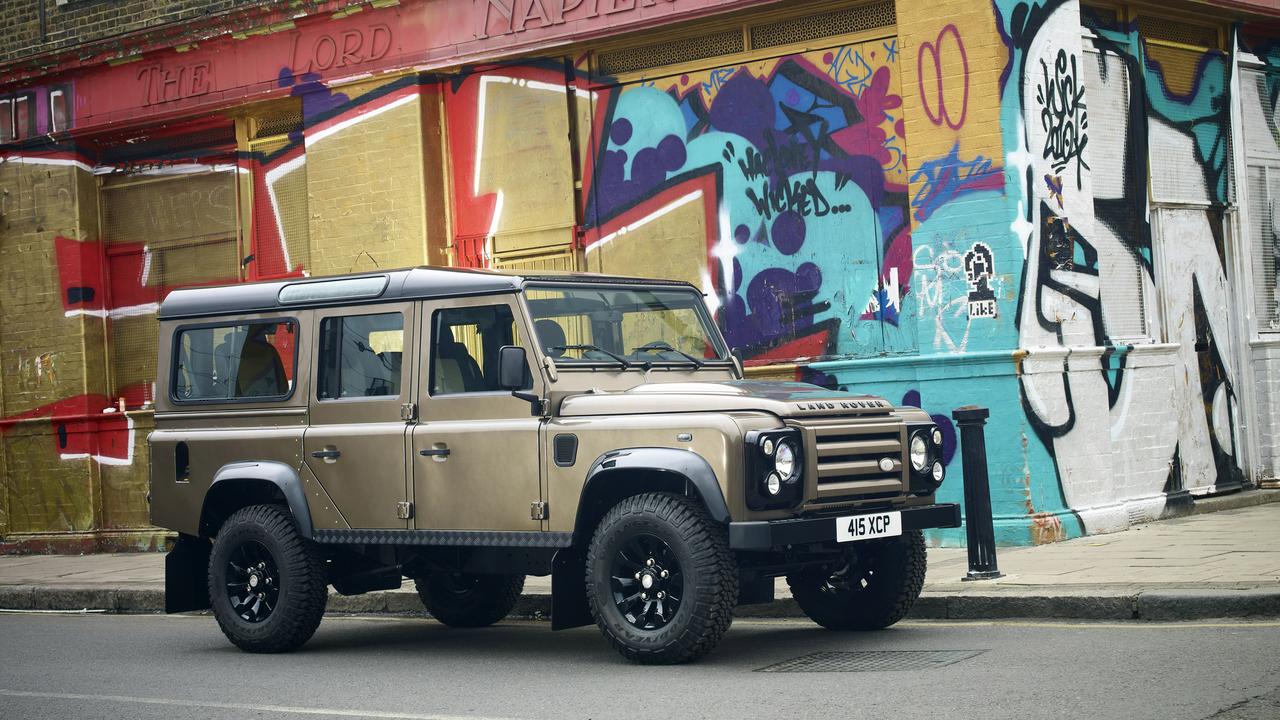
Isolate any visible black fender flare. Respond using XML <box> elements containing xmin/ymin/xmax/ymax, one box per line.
<box><xmin>201</xmin><ymin>461</ymin><xmax>314</xmax><ymax>539</ymax></box>
<box><xmin>575</xmin><ymin>447</ymin><xmax>731</xmax><ymax>533</ymax></box>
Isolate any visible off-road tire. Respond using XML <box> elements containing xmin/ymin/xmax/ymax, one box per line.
<box><xmin>787</xmin><ymin>530</ymin><xmax>926</xmax><ymax>631</ymax></box>
<box><xmin>585</xmin><ymin>492</ymin><xmax>738</xmax><ymax>664</ymax></box>
<box><xmin>208</xmin><ymin>504</ymin><xmax>328</xmax><ymax>653</ymax></box>
<box><xmin>415</xmin><ymin>573</ymin><xmax>525</xmax><ymax>628</ymax></box>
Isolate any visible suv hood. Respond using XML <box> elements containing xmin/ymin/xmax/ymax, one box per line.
<box><xmin>556</xmin><ymin>380</ymin><xmax>895</xmax><ymax>419</ymax></box>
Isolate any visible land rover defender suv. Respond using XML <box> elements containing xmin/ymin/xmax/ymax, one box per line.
<box><xmin>150</xmin><ymin>267</ymin><xmax>959</xmax><ymax>664</ymax></box>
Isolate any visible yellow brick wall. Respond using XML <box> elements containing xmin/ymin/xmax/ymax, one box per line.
<box><xmin>897</xmin><ymin>0</ymin><xmax>1005</xmax><ymax>216</ymax></box>
<box><xmin>0</xmin><ymin>161</ymin><xmax>102</xmax><ymax>535</ymax></box>
<box><xmin>305</xmin><ymin>85</ymin><xmax>429</xmax><ymax>276</ymax></box>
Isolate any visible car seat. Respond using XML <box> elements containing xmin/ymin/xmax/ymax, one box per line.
<box><xmin>434</xmin><ymin>325</ymin><xmax>485</xmax><ymax>393</ymax></box>
<box><xmin>535</xmin><ymin>319</ymin><xmax>567</xmax><ymax>358</ymax></box>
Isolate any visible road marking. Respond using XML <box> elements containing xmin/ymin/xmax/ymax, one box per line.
<box><xmin>903</xmin><ymin>620</ymin><xmax>1280</xmax><ymax>630</ymax></box>
<box><xmin>0</xmin><ymin>608</ymin><xmax>107</xmax><ymax>615</ymax></box>
<box><xmin>0</xmin><ymin>689</ymin><xmax>525</xmax><ymax>720</ymax></box>
<box><xmin>729</xmin><ymin>618</ymin><xmax>1280</xmax><ymax>630</ymax></box>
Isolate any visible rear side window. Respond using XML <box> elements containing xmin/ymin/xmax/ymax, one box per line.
<box><xmin>174</xmin><ymin>320</ymin><xmax>296</xmax><ymax>402</ymax></box>
<box><xmin>317</xmin><ymin>312</ymin><xmax>404</xmax><ymax>400</ymax></box>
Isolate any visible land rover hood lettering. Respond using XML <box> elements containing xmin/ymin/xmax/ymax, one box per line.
<box><xmin>557</xmin><ymin>381</ymin><xmax>894</xmax><ymax>418</ymax></box>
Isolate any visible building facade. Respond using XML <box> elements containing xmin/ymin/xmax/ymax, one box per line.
<box><xmin>0</xmin><ymin>0</ymin><xmax>1277</xmax><ymax>550</ymax></box>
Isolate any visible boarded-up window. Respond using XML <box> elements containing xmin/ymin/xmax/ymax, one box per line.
<box><xmin>1084</xmin><ymin>43</ymin><xmax>1149</xmax><ymax>340</ymax></box>
<box><xmin>1242</xmin><ymin>68</ymin><xmax>1280</xmax><ymax>332</ymax></box>
<box><xmin>443</xmin><ymin>64</ymin><xmax>579</xmax><ymax>268</ymax></box>
<box><xmin>100</xmin><ymin>168</ymin><xmax>240</xmax><ymax>399</ymax></box>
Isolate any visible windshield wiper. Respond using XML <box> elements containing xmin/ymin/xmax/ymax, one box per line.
<box><xmin>550</xmin><ymin>344</ymin><xmax>633</xmax><ymax>369</ymax></box>
<box><xmin>633</xmin><ymin>341</ymin><xmax>704</xmax><ymax>368</ymax></box>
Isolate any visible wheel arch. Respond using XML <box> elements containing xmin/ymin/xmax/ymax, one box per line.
<box><xmin>572</xmin><ymin>447</ymin><xmax>730</xmax><ymax>545</ymax></box>
<box><xmin>200</xmin><ymin>461</ymin><xmax>314</xmax><ymax>539</ymax></box>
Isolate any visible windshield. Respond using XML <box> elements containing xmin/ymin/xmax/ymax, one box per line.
<box><xmin>524</xmin><ymin>284</ymin><xmax>728</xmax><ymax>366</ymax></box>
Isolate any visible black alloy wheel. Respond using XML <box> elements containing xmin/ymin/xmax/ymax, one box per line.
<box><xmin>415</xmin><ymin>572</ymin><xmax>524</xmax><ymax>628</ymax></box>
<box><xmin>208</xmin><ymin>504</ymin><xmax>328</xmax><ymax>653</ymax></box>
<box><xmin>609</xmin><ymin>533</ymin><xmax>685</xmax><ymax>630</ymax></box>
<box><xmin>585</xmin><ymin>492</ymin><xmax>737</xmax><ymax>664</ymax></box>
<box><xmin>224</xmin><ymin>540</ymin><xmax>280</xmax><ymax>623</ymax></box>
<box><xmin>787</xmin><ymin>530</ymin><xmax>927</xmax><ymax>631</ymax></box>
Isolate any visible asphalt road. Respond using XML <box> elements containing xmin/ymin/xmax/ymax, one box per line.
<box><xmin>1</xmin><ymin>613</ymin><xmax>1277</xmax><ymax>720</ymax></box>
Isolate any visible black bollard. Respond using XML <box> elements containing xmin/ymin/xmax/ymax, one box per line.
<box><xmin>952</xmin><ymin>405</ymin><xmax>1003</xmax><ymax>581</ymax></box>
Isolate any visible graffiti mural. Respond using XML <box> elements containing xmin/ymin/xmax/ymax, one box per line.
<box><xmin>582</xmin><ymin>41</ymin><xmax>913</xmax><ymax>362</ymax></box>
<box><xmin>995</xmin><ymin>0</ymin><xmax>1245</xmax><ymax>534</ymax></box>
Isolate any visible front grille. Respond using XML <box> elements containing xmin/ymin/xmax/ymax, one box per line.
<box><xmin>794</xmin><ymin>418</ymin><xmax>905</xmax><ymax>502</ymax></box>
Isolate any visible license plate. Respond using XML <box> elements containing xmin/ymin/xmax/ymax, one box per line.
<box><xmin>836</xmin><ymin>511</ymin><xmax>902</xmax><ymax>543</ymax></box>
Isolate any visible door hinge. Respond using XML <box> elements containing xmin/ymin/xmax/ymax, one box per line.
<box><xmin>400</xmin><ymin>402</ymin><xmax>417</xmax><ymax>422</ymax></box>
<box><xmin>530</xmin><ymin>501</ymin><xmax>548</xmax><ymax>521</ymax></box>
<box><xmin>396</xmin><ymin>501</ymin><xmax>414</xmax><ymax>520</ymax></box>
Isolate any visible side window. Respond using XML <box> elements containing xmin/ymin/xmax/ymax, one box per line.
<box><xmin>174</xmin><ymin>320</ymin><xmax>296</xmax><ymax>402</ymax></box>
<box><xmin>431</xmin><ymin>304</ymin><xmax>530</xmax><ymax>395</ymax></box>
<box><xmin>317</xmin><ymin>312</ymin><xmax>404</xmax><ymax>400</ymax></box>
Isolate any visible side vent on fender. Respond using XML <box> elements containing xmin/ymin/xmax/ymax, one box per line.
<box><xmin>175</xmin><ymin>442</ymin><xmax>190</xmax><ymax>482</ymax></box>
<box><xmin>554</xmin><ymin>434</ymin><xmax>578</xmax><ymax>467</ymax></box>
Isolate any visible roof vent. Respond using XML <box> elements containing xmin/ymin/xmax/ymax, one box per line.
<box><xmin>598</xmin><ymin>28</ymin><xmax>745</xmax><ymax>76</ymax></box>
<box><xmin>750</xmin><ymin>1</ymin><xmax>895</xmax><ymax>50</ymax></box>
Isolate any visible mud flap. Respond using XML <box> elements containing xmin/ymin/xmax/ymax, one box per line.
<box><xmin>737</xmin><ymin>574</ymin><xmax>776</xmax><ymax>606</ymax></box>
<box><xmin>551</xmin><ymin>548</ymin><xmax>592</xmax><ymax>631</ymax></box>
<box><xmin>166</xmin><ymin>533</ymin><xmax>212</xmax><ymax>613</ymax></box>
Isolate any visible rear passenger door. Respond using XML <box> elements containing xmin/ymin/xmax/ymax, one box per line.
<box><xmin>304</xmin><ymin>302</ymin><xmax>416</xmax><ymax>529</ymax></box>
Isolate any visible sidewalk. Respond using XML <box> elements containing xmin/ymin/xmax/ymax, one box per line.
<box><xmin>2</xmin><ymin>496</ymin><xmax>1278</xmax><ymax>621</ymax></box>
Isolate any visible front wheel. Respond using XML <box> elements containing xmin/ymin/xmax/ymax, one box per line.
<box><xmin>415</xmin><ymin>573</ymin><xmax>524</xmax><ymax>628</ymax></box>
<box><xmin>585</xmin><ymin>492</ymin><xmax>738</xmax><ymax>664</ymax></box>
<box><xmin>787</xmin><ymin>530</ymin><xmax>927</xmax><ymax>630</ymax></box>
<box><xmin>208</xmin><ymin>504</ymin><xmax>328</xmax><ymax>653</ymax></box>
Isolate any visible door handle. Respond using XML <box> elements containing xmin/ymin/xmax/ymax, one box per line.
<box><xmin>419</xmin><ymin>448</ymin><xmax>451</xmax><ymax>457</ymax></box>
<box><xmin>310</xmin><ymin>450</ymin><xmax>341</xmax><ymax>460</ymax></box>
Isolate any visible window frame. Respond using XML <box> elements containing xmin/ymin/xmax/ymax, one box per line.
<box><xmin>169</xmin><ymin>316</ymin><xmax>300</xmax><ymax>405</ymax></box>
<box><xmin>521</xmin><ymin>282</ymin><xmax>733</xmax><ymax>368</ymax></box>
<box><xmin>314</xmin><ymin>309</ymin><xmax>408</xmax><ymax>404</ymax></box>
<box><xmin>428</xmin><ymin>303</ymin><xmax>531</xmax><ymax>397</ymax></box>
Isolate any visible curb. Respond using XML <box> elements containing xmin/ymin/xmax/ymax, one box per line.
<box><xmin>5</xmin><ymin>586</ymin><xmax>1279</xmax><ymax>622</ymax></box>
<box><xmin>1190</xmin><ymin>488</ymin><xmax>1280</xmax><ymax>516</ymax></box>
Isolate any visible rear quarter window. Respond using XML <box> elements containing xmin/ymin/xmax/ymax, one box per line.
<box><xmin>173</xmin><ymin>319</ymin><xmax>297</xmax><ymax>403</ymax></box>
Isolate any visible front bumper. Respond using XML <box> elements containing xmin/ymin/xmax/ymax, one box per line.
<box><xmin>728</xmin><ymin>503</ymin><xmax>961</xmax><ymax>550</ymax></box>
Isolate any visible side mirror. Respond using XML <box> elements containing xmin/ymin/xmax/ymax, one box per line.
<box><xmin>498</xmin><ymin>345</ymin><xmax>544</xmax><ymax>416</ymax></box>
<box><xmin>498</xmin><ymin>345</ymin><xmax>527</xmax><ymax>390</ymax></box>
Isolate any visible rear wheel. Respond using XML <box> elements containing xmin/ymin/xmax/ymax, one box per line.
<box><xmin>787</xmin><ymin>530</ymin><xmax>926</xmax><ymax>631</ymax></box>
<box><xmin>208</xmin><ymin>504</ymin><xmax>327</xmax><ymax>653</ymax></box>
<box><xmin>585</xmin><ymin>492</ymin><xmax>738</xmax><ymax>664</ymax></box>
<box><xmin>415</xmin><ymin>573</ymin><xmax>524</xmax><ymax>628</ymax></box>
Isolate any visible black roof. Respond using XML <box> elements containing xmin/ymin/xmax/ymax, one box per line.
<box><xmin>158</xmin><ymin>266</ymin><xmax>696</xmax><ymax>320</ymax></box>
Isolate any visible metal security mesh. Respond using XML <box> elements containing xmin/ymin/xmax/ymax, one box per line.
<box><xmin>756</xmin><ymin>650</ymin><xmax>985</xmax><ymax>673</ymax></box>
<box><xmin>1138</xmin><ymin>16</ymin><xmax>1219</xmax><ymax>49</ymax></box>
<box><xmin>750</xmin><ymin>1</ymin><xmax>895</xmax><ymax>49</ymax></box>
<box><xmin>252</xmin><ymin>104</ymin><xmax>304</xmax><ymax>139</ymax></box>
<box><xmin>597</xmin><ymin>29</ymin><xmax>744</xmax><ymax>76</ymax></box>
<box><xmin>249</xmin><ymin>135</ymin><xmax>311</xmax><ymax>276</ymax></box>
<box><xmin>493</xmin><ymin>245</ymin><xmax>579</xmax><ymax>273</ymax></box>
<box><xmin>100</xmin><ymin>170</ymin><xmax>240</xmax><ymax>398</ymax></box>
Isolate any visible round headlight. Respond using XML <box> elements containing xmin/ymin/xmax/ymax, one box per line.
<box><xmin>774</xmin><ymin>440</ymin><xmax>797</xmax><ymax>479</ymax></box>
<box><xmin>931</xmin><ymin>461</ymin><xmax>944</xmax><ymax>483</ymax></box>
<box><xmin>932</xmin><ymin>428</ymin><xmax>943</xmax><ymax>446</ymax></box>
<box><xmin>910</xmin><ymin>434</ymin><xmax>928</xmax><ymax>471</ymax></box>
<box><xmin>765</xmin><ymin>473</ymin><xmax>782</xmax><ymax>496</ymax></box>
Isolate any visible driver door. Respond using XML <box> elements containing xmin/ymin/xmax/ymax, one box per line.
<box><xmin>411</xmin><ymin>296</ymin><xmax>545</xmax><ymax>531</ymax></box>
